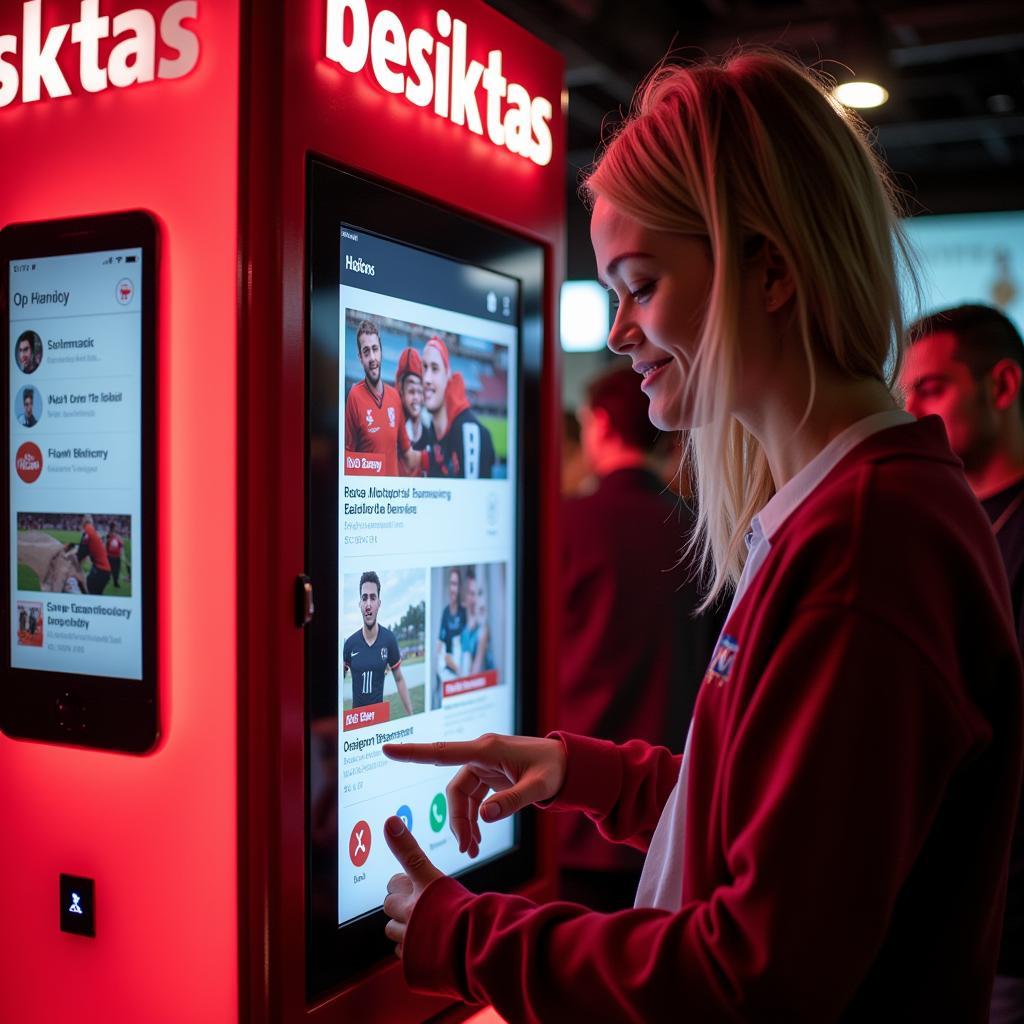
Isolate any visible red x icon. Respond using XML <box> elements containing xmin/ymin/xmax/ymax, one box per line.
<box><xmin>349</xmin><ymin>820</ymin><xmax>371</xmax><ymax>867</ymax></box>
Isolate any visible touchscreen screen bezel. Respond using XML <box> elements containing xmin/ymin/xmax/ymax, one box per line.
<box><xmin>0</xmin><ymin>211</ymin><xmax>158</xmax><ymax>753</ymax></box>
<box><xmin>306</xmin><ymin>159</ymin><xmax>543</xmax><ymax>997</ymax></box>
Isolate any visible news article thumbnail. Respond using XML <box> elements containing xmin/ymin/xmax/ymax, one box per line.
<box><xmin>342</xmin><ymin>309</ymin><xmax>510</xmax><ymax>480</ymax></box>
<box><xmin>17</xmin><ymin>512</ymin><xmax>131</xmax><ymax>597</ymax></box>
<box><xmin>341</xmin><ymin>567</ymin><xmax>427</xmax><ymax>728</ymax></box>
<box><xmin>430</xmin><ymin>562</ymin><xmax>506</xmax><ymax>708</ymax></box>
<box><xmin>16</xmin><ymin>600</ymin><xmax>44</xmax><ymax>647</ymax></box>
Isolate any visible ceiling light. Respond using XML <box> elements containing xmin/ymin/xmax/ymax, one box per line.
<box><xmin>834</xmin><ymin>81</ymin><xmax>889</xmax><ymax>109</ymax></box>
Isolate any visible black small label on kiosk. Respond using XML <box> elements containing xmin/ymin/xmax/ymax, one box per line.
<box><xmin>1</xmin><ymin>212</ymin><xmax>158</xmax><ymax>752</ymax></box>
<box><xmin>59</xmin><ymin>873</ymin><xmax>95</xmax><ymax>937</ymax></box>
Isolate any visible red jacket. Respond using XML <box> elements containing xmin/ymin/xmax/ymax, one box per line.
<box><xmin>404</xmin><ymin>418</ymin><xmax>1024</xmax><ymax>1021</ymax></box>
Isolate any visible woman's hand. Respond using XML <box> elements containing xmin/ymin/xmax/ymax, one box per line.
<box><xmin>383</xmin><ymin>733</ymin><xmax>567</xmax><ymax>858</ymax></box>
<box><xmin>382</xmin><ymin>815</ymin><xmax>444</xmax><ymax>958</ymax></box>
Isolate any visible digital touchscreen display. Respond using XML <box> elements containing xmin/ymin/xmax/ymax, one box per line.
<box><xmin>334</xmin><ymin>226</ymin><xmax>519</xmax><ymax>925</ymax></box>
<box><xmin>8</xmin><ymin>249</ymin><xmax>144</xmax><ymax>680</ymax></box>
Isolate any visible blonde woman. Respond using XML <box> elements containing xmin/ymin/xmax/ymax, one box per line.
<box><xmin>381</xmin><ymin>51</ymin><xmax>1023</xmax><ymax>1021</ymax></box>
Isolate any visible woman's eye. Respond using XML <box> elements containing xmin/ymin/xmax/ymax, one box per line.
<box><xmin>629</xmin><ymin>282</ymin><xmax>655</xmax><ymax>302</ymax></box>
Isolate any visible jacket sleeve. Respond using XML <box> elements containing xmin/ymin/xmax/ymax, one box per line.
<box><xmin>402</xmin><ymin>606</ymin><xmax>980</xmax><ymax>1023</ymax></box>
<box><xmin>543</xmin><ymin>731</ymin><xmax>683</xmax><ymax>851</ymax></box>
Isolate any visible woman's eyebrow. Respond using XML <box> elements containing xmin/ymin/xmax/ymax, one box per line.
<box><xmin>597</xmin><ymin>251</ymin><xmax>653</xmax><ymax>288</ymax></box>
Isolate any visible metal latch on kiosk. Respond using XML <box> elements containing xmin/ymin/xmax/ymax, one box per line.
<box><xmin>296</xmin><ymin>575</ymin><xmax>315</xmax><ymax>627</ymax></box>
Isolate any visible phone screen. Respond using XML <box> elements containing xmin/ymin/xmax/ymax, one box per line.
<box><xmin>8</xmin><ymin>248</ymin><xmax>144</xmax><ymax>680</ymax></box>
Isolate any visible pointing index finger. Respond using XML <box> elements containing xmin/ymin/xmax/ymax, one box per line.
<box><xmin>382</xmin><ymin>739</ymin><xmax>488</xmax><ymax>766</ymax></box>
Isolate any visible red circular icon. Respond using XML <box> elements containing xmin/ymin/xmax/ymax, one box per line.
<box><xmin>349</xmin><ymin>820</ymin><xmax>371</xmax><ymax>868</ymax></box>
<box><xmin>15</xmin><ymin>442</ymin><xmax>42</xmax><ymax>483</ymax></box>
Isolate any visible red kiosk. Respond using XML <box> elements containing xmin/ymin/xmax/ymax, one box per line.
<box><xmin>0</xmin><ymin>2</ymin><xmax>564</xmax><ymax>1021</ymax></box>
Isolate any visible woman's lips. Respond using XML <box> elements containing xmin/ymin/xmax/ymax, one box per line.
<box><xmin>636</xmin><ymin>357</ymin><xmax>672</xmax><ymax>389</ymax></box>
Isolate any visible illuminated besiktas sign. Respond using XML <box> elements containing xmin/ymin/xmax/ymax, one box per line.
<box><xmin>324</xmin><ymin>0</ymin><xmax>554</xmax><ymax>167</ymax></box>
<box><xmin>0</xmin><ymin>0</ymin><xmax>199</xmax><ymax>108</ymax></box>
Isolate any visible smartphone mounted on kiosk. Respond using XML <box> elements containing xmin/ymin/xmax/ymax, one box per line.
<box><xmin>0</xmin><ymin>211</ymin><xmax>158</xmax><ymax>753</ymax></box>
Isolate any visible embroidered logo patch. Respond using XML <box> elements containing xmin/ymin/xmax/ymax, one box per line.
<box><xmin>704</xmin><ymin>634</ymin><xmax>739</xmax><ymax>687</ymax></box>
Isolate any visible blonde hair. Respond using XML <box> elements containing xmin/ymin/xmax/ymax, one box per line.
<box><xmin>585</xmin><ymin>49</ymin><xmax>915</xmax><ymax>604</ymax></box>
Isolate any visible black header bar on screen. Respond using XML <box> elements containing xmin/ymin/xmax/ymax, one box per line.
<box><xmin>340</xmin><ymin>226</ymin><xmax>519</xmax><ymax>326</ymax></box>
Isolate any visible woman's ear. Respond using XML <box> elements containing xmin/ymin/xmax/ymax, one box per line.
<box><xmin>762</xmin><ymin>240</ymin><xmax>796</xmax><ymax>313</ymax></box>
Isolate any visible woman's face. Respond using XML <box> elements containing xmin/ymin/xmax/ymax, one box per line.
<box><xmin>590</xmin><ymin>197</ymin><xmax>715</xmax><ymax>430</ymax></box>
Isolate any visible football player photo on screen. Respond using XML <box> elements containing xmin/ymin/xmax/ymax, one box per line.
<box><xmin>430</xmin><ymin>562</ymin><xmax>507</xmax><ymax>708</ymax></box>
<box><xmin>342</xmin><ymin>309</ymin><xmax>510</xmax><ymax>480</ymax></box>
<box><xmin>341</xmin><ymin>568</ymin><xmax>427</xmax><ymax>724</ymax></box>
<box><xmin>16</xmin><ymin>600</ymin><xmax>44</xmax><ymax>647</ymax></box>
<box><xmin>16</xmin><ymin>512</ymin><xmax>132</xmax><ymax>597</ymax></box>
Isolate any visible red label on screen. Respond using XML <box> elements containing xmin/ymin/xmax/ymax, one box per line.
<box><xmin>443</xmin><ymin>670</ymin><xmax>499</xmax><ymax>698</ymax></box>
<box><xmin>344</xmin><ymin>450</ymin><xmax>385</xmax><ymax>475</ymax></box>
<box><xmin>343</xmin><ymin>702</ymin><xmax>391</xmax><ymax>730</ymax></box>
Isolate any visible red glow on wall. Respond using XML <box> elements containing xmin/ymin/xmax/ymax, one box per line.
<box><xmin>0</xmin><ymin>2</ymin><xmax>240</xmax><ymax>1022</ymax></box>
<box><xmin>3</xmin><ymin>0</ymin><xmax>563</xmax><ymax>1019</ymax></box>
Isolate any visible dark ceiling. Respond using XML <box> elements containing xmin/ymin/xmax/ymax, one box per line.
<box><xmin>488</xmin><ymin>0</ymin><xmax>1024</xmax><ymax>276</ymax></box>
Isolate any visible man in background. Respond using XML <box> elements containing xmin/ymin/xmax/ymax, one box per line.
<box><xmin>901</xmin><ymin>304</ymin><xmax>1024</xmax><ymax>1022</ymax></box>
<box><xmin>421</xmin><ymin>336</ymin><xmax>495</xmax><ymax>479</ymax></box>
<box><xmin>558</xmin><ymin>366</ymin><xmax>723</xmax><ymax>911</ymax></box>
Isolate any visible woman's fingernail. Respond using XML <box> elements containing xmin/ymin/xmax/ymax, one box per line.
<box><xmin>481</xmin><ymin>803</ymin><xmax>498</xmax><ymax>822</ymax></box>
<box><xmin>386</xmin><ymin>816</ymin><xmax>404</xmax><ymax>837</ymax></box>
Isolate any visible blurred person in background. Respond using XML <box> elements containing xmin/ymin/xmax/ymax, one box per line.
<box><xmin>561</xmin><ymin>407</ymin><xmax>591</xmax><ymax>496</ymax></box>
<box><xmin>558</xmin><ymin>365</ymin><xmax>722</xmax><ymax>911</ymax></box>
<box><xmin>902</xmin><ymin>303</ymin><xmax>1024</xmax><ymax>1023</ymax></box>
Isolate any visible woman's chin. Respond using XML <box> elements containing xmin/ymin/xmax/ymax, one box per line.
<box><xmin>646</xmin><ymin>393</ymin><xmax>690</xmax><ymax>432</ymax></box>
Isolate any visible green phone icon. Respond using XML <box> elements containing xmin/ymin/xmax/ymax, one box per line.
<box><xmin>429</xmin><ymin>793</ymin><xmax>447</xmax><ymax>832</ymax></box>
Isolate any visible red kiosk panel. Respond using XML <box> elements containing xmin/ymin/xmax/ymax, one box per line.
<box><xmin>0</xmin><ymin>2</ymin><xmax>240</xmax><ymax>1022</ymax></box>
<box><xmin>241</xmin><ymin>0</ymin><xmax>564</xmax><ymax>1019</ymax></box>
